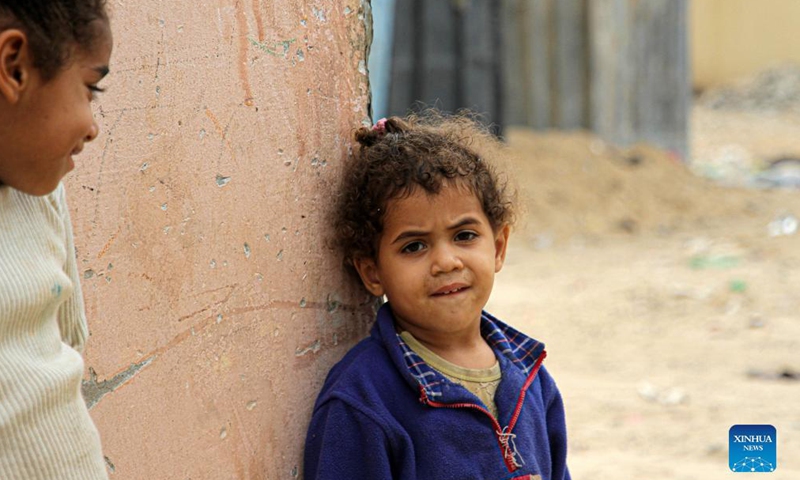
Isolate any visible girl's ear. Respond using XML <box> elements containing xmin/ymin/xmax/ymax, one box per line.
<box><xmin>493</xmin><ymin>223</ymin><xmax>510</xmax><ymax>273</ymax></box>
<box><xmin>0</xmin><ymin>29</ymin><xmax>30</xmax><ymax>103</ymax></box>
<box><xmin>353</xmin><ymin>257</ymin><xmax>385</xmax><ymax>297</ymax></box>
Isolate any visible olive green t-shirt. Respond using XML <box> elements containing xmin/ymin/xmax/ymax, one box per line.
<box><xmin>400</xmin><ymin>331</ymin><xmax>502</xmax><ymax>418</ymax></box>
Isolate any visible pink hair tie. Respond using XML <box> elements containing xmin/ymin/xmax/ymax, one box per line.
<box><xmin>372</xmin><ymin>118</ymin><xmax>388</xmax><ymax>135</ymax></box>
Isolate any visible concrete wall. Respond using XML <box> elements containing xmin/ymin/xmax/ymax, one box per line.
<box><xmin>64</xmin><ymin>1</ymin><xmax>373</xmax><ymax>478</ymax></box>
<box><xmin>691</xmin><ymin>0</ymin><xmax>800</xmax><ymax>89</ymax></box>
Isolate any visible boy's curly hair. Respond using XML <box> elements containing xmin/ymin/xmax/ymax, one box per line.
<box><xmin>333</xmin><ymin>112</ymin><xmax>516</xmax><ymax>278</ymax></box>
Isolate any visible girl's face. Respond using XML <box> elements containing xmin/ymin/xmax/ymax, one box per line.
<box><xmin>0</xmin><ymin>20</ymin><xmax>112</xmax><ymax>196</ymax></box>
<box><xmin>354</xmin><ymin>185</ymin><xmax>510</xmax><ymax>342</ymax></box>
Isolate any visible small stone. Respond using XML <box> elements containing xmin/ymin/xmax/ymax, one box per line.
<box><xmin>637</xmin><ymin>382</ymin><xmax>658</xmax><ymax>402</ymax></box>
<box><xmin>748</xmin><ymin>314</ymin><xmax>765</xmax><ymax>328</ymax></box>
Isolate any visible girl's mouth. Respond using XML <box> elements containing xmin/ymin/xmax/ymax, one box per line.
<box><xmin>432</xmin><ymin>284</ymin><xmax>469</xmax><ymax>296</ymax></box>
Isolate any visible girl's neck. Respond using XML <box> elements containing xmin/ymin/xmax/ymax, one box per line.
<box><xmin>399</xmin><ymin>324</ymin><xmax>496</xmax><ymax>370</ymax></box>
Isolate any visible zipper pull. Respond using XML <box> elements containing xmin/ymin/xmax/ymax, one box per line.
<box><xmin>497</xmin><ymin>426</ymin><xmax>524</xmax><ymax>468</ymax></box>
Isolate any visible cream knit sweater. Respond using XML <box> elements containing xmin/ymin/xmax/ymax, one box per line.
<box><xmin>0</xmin><ymin>183</ymin><xmax>107</xmax><ymax>479</ymax></box>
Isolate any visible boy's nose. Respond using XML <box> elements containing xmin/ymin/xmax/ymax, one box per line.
<box><xmin>430</xmin><ymin>245</ymin><xmax>464</xmax><ymax>275</ymax></box>
<box><xmin>85</xmin><ymin>120</ymin><xmax>99</xmax><ymax>142</ymax></box>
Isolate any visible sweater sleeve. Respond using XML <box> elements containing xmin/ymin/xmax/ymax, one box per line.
<box><xmin>541</xmin><ymin>366</ymin><xmax>571</xmax><ymax>480</ymax></box>
<box><xmin>304</xmin><ymin>398</ymin><xmax>396</xmax><ymax>480</ymax></box>
<box><xmin>54</xmin><ymin>184</ymin><xmax>90</xmax><ymax>352</ymax></box>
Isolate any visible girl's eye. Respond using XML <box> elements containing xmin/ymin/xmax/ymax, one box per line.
<box><xmin>454</xmin><ymin>231</ymin><xmax>478</xmax><ymax>242</ymax></box>
<box><xmin>88</xmin><ymin>85</ymin><xmax>105</xmax><ymax>100</ymax></box>
<box><xmin>401</xmin><ymin>241</ymin><xmax>425</xmax><ymax>254</ymax></box>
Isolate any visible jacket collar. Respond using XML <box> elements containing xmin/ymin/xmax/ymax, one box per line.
<box><xmin>372</xmin><ymin>302</ymin><xmax>545</xmax><ymax>402</ymax></box>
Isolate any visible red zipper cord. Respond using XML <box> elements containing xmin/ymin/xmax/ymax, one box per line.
<box><xmin>416</xmin><ymin>351</ymin><xmax>548</xmax><ymax>472</ymax></box>
<box><xmin>507</xmin><ymin>351</ymin><xmax>546</xmax><ymax>434</ymax></box>
<box><xmin>419</xmin><ymin>387</ymin><xmax>518</xmax><ymax>471</ymax></box>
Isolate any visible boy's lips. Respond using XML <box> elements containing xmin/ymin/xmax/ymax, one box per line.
<box><xmin>431</xmin><ymin>283</ymin><xmax>469</xmax><ymax>296</ymax></box>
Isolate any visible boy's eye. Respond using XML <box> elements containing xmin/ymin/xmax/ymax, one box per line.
<box><xmin>401</xmin><ymin>241</ymin><xmax>426</xmax><ymax>254</ymax></box>
<box><xmin>454</xmin><ymin>231</ymin><xmax>478</xmax><ymax>242</ymax></box>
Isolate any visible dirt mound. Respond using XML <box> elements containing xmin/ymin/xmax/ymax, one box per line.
<box><xmin>504</xmin><ymin>128</ymin><xmax>795</xmax><ymax>242</ymax></box>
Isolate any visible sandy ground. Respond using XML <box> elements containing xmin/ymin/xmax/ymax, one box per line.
<box><xmin>484</xmin><ymin>121</ymin><xmax>800</xmax><ymax>479</ymax></box>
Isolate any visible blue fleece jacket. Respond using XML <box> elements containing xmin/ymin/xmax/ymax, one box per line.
<box><xmin>304</xmin><ymin>303</ymin><xmax>570</xmax><ymax>480</ymax></box>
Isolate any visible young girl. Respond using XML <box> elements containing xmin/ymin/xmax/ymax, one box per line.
<box><xmin>0</xmin><ymin>1</ymin><xmax>112</xmax><ymax>477</ymax></box>
<box><xmin>304</xmin><ymin>115</ymin><xmax>571</xmax><ymax>480</ymax></box>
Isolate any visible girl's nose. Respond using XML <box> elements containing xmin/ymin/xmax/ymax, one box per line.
<box><xmin>85</xmin><ymin>120</ymin><xmax>99</xmax><ymax>142</ymax></box>
<box><xmin>430</xmin><ymin>245</ymin><xmax>464</xmax><ymax>275</ymax></box>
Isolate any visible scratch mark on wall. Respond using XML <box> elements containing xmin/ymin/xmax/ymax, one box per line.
<box><xmin>231</xmin><ymin>402</ymin><xmax>257</xmax><ymax>458</ymax></box>
<box><xmin>99</xmin><ymin>104</ymin><xmax>175</xmax><ymax>115</ymax></box>
<box><xmin>126</xmin><ymin>293</ymin><xmax>361</xmax><ymax>376</ymax></box>
<box><xmin>112</xmin><ymin>50</ymin><xmax>227</xmax><ymax>75</ymax></box>
<box><xmin>177</xmin><ymin>305</ymin><xmax>214</xmax><ymax>323</ymax></box>
<box><xmin>82</xmin><ymin>357</ymin><xmax>154</xmax><ymax>409</ymax></box>
<box><xmin>205</xmin><ymin>108</ymin><xmax>237</xmax><ymax>163</ymax></box>
<box><xmin>234</xmin><ymin>0</ymin><xmax>255</xmax><ymax>106</ymax></box>
<box><xmin>193</xmin><ymin>284</ymin><xmax>238</xmax><ymax>298</ymax></box>
<box><xmin>89</xmin><ymin>109</ymin><xmax>125</xmax><ymax>243</ymax></box>
<box><xmin>97</xmin><ymin>224</ymin><xmax>122</xmax><ymax>259</ymax></box>
<box><xmin>178</xmin><ymin>284</ymin><xmax>238</xmax><ymax>322</ymax></box>
<box><xmin>258</xmin><ymin>299</ymin><xmax>360</xmax><ymax>313</ymax></box>
<box><xmin>153</xmin><ymin>29</ymin><xmax>165</xmax><ymax>81</ymax></box>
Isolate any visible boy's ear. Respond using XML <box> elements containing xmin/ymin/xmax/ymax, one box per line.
<box><xmin>493</xmin><ymin>224</ymin><xmax>511</xmax><ymax>273</ymax></box>
<box><xmin>353</xmin><ymin>257</ymin><xmax>385</xmax><ymax>297</ymax></box>
<box><xmin>0</xmin><ymin>29</ymin><xmax>30</xmax><ymax>104</ymax></box>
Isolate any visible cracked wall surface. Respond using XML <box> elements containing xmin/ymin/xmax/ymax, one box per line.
<box><xmin>65</xmin><ymin>1</ymin><xmax>372</xmax><ymax>478</ymax></box>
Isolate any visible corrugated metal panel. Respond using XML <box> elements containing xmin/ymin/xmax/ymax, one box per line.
<box><xmin>389</xmin><ymin>0</ymin><xmax>503</xmax><ymax>133</ymax></box>
<box><xmin>386</xmin><ymin>0</ymin><xmax>689</xmax><ymax>159</ymax></box>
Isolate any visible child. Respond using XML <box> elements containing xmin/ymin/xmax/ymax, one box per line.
<box><xmin>0</xmin><ymin>1</ymin><xmax>112</xmax><ymax>478</ymax></box>
<box><xmin>304</xmin><ymin>114</ymin><xmax>571</xmax><ymax>480</ymax></box>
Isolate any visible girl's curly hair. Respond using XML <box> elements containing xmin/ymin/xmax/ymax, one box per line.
<box><xmin>333</xmin><ymin>112</ymin><xmax>516</xmax><ymax>278</ymax></box>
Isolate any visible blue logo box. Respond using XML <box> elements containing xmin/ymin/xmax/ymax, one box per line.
<box><xmin>729</xmin><ymin>424</ymin><xmax>776</xmax><ymax>472</ymax></box>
